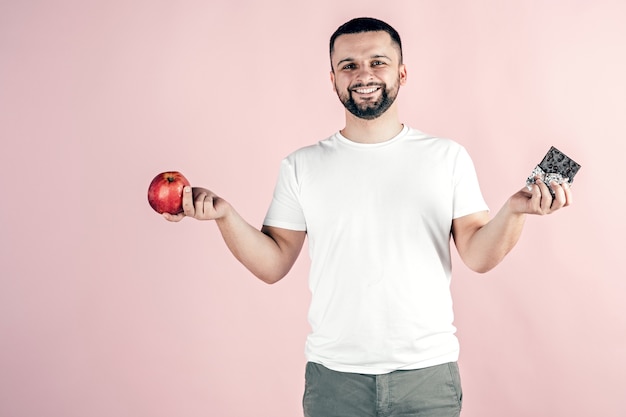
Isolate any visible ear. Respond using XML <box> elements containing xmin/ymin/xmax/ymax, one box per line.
<box><xmin>399</xmin><ymin>64</ymin><xmax>407</xmax><ymax>86</ymax></box>
<box><xmin>330</xmin><ymin>70</ymin><xmax>336</xmax><ymax>92</ymax></box>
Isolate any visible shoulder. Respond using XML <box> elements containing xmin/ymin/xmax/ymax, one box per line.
<box><xmin>403</xmin><ymin>126</ymin><xmax>468</xmax><ymax>157</ymax></box>
<box><xmin>283</xmin><ymin>133</ymin><xmax>339</xmax><ymax>162</ymax></box>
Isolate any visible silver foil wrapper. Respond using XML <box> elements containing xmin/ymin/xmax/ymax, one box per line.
<box><xmin>525</xmin><ymin>166</ymin><xmax>569</xmax><ymax>191</ymax></box>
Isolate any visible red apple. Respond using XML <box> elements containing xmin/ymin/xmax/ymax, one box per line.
<box><xmin>147</xmin><ymin>171</ymin><xmax>190</xmax><ymax>214</ymax></box>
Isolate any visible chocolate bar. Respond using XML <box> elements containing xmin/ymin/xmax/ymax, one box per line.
<box><xmin>526</xmin><ymin>146</ymin><xmax>581</xmax><ymax>193</ymax></box>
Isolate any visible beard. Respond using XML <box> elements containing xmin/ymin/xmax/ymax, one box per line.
<box><xmin>336</xmin><ymin>78</ymin><xmax>400</xmax><ymax>120</ymax></box>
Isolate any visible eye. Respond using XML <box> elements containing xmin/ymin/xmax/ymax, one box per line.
<box><xmin>342</xmin><ymin>63</ymin><xmax>356</xmax><ymax>70</ymax></box>
<box><xmin>372</xmin><ymin>60</ymin><xmax>386</xmax><ymax>67</ymax></box>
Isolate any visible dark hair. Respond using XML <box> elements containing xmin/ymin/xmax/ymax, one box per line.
<box><xmin>329</xmin><ymin>17</ymin><xmax>403</xmax><ymax>68</ymax></box>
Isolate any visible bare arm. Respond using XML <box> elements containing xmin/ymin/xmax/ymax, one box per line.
<box><xmin>452</xmin><ymin>178</ymin><xmax>572</xmax><ymax>273</ymax></box>
<box><xmin>164</xmin><ymin>186</ymin><xmax>305</xmax><ymax>284</ymax></box>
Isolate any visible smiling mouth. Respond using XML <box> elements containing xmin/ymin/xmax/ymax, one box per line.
<box><xmin>351</xmin><ymin>86</ymin><xmax>381</xmax><ymax>94</ymax></box>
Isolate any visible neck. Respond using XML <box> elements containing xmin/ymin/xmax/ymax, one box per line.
<box><xmin>340</xmin><ymin>106</ymin><xmax>403</xmax><ymax>144</ymax></box>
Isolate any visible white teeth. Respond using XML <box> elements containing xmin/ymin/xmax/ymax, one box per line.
<box><xmin>355</xmin><ymin>87</ymin><xmax>378</xmax><ymax>94</ymax></box>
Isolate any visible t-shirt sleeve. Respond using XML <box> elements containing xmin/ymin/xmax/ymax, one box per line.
<box><xmin>263</xmin><ymin>156</ymin><xmax>307</xmax><ymax>231</ymax></box>
<box><xmin>452</xmin><ymin>146</ymin><xmax>489</xmax><ymax>219</ymax></box>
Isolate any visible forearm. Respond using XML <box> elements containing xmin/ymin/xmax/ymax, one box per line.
<box><xmin>460</xmin><ymin>200</ymin><xmax>527</xmax><ymax>273</ymax></box>
<box><xmin>215</xmin><ymin>206</ymin><xmax>298</xmax><ymax>284</ymax></box>
<box><xmin>166</xmin><ymin>186</ymin><xmax>303</xmax><ymax>284</ymax></box>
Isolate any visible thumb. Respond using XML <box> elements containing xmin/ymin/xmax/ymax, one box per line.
<box><xmin>162</xmin><ymin>212</ymin><xmax>185</xmax><ymax>222</ymax></box>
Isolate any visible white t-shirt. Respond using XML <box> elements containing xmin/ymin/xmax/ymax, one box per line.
<box><xmin>264</xmin><ymin>125</ymin><xmax>489</xmax><ymax>374</ymax></box>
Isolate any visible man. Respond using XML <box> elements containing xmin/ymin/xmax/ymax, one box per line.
<box><xmin>164</xmin><ymin>17</ymin><xmax>572</xmax><ymax>417</ymax></box>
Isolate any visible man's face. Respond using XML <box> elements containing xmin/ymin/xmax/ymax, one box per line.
<box><xmin>330</xmin><ymin>31</ymin><xmax>407</xmax><ymax>120</ymax></box>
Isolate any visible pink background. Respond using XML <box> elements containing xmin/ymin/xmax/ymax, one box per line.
<box><xmin>1</xmin><ymin>1</ymin><xmax>625</xmax><ymax>416</ymax></box>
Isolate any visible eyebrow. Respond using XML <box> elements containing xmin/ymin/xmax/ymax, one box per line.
<box><xmin>336</xmin><ymin>54</ymin><xmax>392</xmax><ymax>68</ymax></box>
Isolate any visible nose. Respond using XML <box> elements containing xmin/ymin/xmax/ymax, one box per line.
<box><xmin>355</xmin><ymin>64</ymin><xmax>375</xmax><ymax>83</ymax></box>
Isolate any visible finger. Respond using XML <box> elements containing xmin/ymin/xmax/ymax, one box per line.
<box><xmin>203</xmin><ymin>194</ymin><xmax>215</xmax><ymax>217</ymax></box>
<box><xmin>194</xmin><ymin>191</ymin><xmax>210</xmax><ymax>218</ymax></box>
<box><xmin>182</xmin><ymin>186</ymin><xmax>196</xmax><ymax>217</ymax></box>
<box><xmin>202</xmin><ymin>194</ymin><xmax>218</xmax><ymax>218</ymax></box>
<box><xmin>528</xmin><ymin>180</ymin><xmax>542</xmax><ymax>212</ymax></box>
<box><xmin>549</xmin><ymin>182</ymin><xmax>566</xmax><ymax>210</ymax></box>
<box><xmin>562</xmin><ymin>181</ymin><xmax>573</xmax><ymax>206</ymax></box>
<box><xmin>163</xmin><ymin>212</ymin><xmax>184</xmax><ymax>222</ymax></box>
<box><xmin>536</xmin><ymin>179</ymin><xmax>554</xmax><ymax>212</ymax></box>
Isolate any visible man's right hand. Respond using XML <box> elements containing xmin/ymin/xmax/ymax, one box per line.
<box><xmin>163</xmin><ymin>186</ymin><xmax>230</xmax><ymax>222</ymax></box>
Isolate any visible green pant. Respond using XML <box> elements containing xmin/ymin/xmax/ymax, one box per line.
<box><xmin>303</xmin><ymin>362</ymin><xmax>463</xmax><ymax>417</ymax></box>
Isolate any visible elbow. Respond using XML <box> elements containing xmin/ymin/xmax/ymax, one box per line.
<box><xmin>463</xmin><ymin>256</ymin><xmax>501</xmax><ymax>274</ymax></box>
<box><xmin>468</xmin><ymin>263</ymin><xmax>496</xmax><ymax>274</ymax></box>
<box><xmin>254</xmin><ymin>268</ymin><xmax>289</xmax><ymax>285</ymax></box>
<box><xmin>258</xmin><ymin>275</ymin><xmax>284</xmax><ymax>285</ymax></box>
<box><xmin>459</xmin><ymin>246</ymin><xmax>513</xmax><ymax>274</ymax></box>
